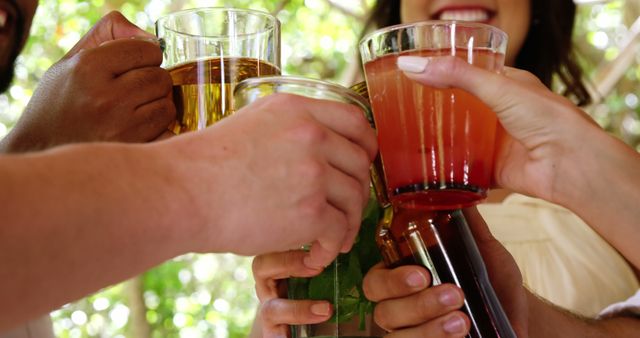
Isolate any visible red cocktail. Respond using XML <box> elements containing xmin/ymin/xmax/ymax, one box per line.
<box><xmin>364</xmin><ymin>48</ymin><xmax>504</xmax><ymax>210</ymax></box>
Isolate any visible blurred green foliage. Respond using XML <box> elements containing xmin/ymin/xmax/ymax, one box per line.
<box><xmin>2</xmin><ymin>0</ymin><xmax>639</xmax><ymax>337</ymax></box>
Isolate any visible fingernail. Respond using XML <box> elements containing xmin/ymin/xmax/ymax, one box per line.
<box><xmin>443</xmin><ymin>315</ymin><xmax>466</xmax><ymax>334</ymax></box>
<box><xmin>397</xmin><ymin>56</ymin><xmax>430</xmax><ymax>73</ymax></box>
<box><xmin>406</xmin><ymin>271</ymin><xmax>427</xmax><ymax>288</ymax></box>
<box><xmin>310</xmin><ymin>302</ymin><xmax>331</xmax><ymax>316</ymax></box>
<box><xmin>439</xmin><ymin>288</ymin><xmax>461</xmax><ymax>307</ymax></box>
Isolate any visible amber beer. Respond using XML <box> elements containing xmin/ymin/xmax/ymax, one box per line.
<box><xmin>168</xmin><ymin>57</ymin><xmax>280</xmax><ymax>134</ymax></box>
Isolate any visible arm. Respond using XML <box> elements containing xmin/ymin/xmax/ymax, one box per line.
<box><xmin>0</xmin><ymin>93</ymin><xmax>376</xmax><ymax>330</ymax></box>
<box><xmin>528</xmin><ymin>291</ymin><xmax>640</xmax><ymax>338</ymax></box>
<box><xmin>0</xmin><ymin>142</ymin><xmax>191</xmax><ymax>329</ymax></box>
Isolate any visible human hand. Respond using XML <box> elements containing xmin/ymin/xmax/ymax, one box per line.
<box><xmin>250</xmin><ymin>251</ymin><xmax>332</xmax><ymax>338</ymax></box>
<box><xmin>166</xmin><ymin>93</ymin><xmax>377</xmax><ymax>268</ymax></box>
<box><xmin>362</xmin><ymin>208</ymin><xmax>528</xmax><ymax>338</ymax></box>
<box><xmin>395</xmin><ymin>55</ymin><xmax>600</xmax><ymax>204</ymax></box>
<box><xmin>2</xmin><ymin>11</ymin><xmax>174</xmax><ymax>152</ymax></box>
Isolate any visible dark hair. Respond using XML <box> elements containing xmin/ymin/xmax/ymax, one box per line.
<box><xmin>362</xmin><ymin>0</ymin><xmax>591</xmax><ymax>106</ymax></box>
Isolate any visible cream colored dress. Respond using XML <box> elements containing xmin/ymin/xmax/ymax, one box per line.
<box><xmin>479</xmin><ymin>193</ymin><xmax>640</xmax><ymax>317</ymax></box>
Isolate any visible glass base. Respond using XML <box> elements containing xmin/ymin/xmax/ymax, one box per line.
<box><xmin>391</xmin><ymin>188</ymin><xmax>485</xmax><ymax>210</ymax></box>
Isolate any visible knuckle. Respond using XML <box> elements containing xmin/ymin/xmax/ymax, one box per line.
<box><xmin>251</xmin><ymin>256</ymin><xmax>266</xmax><ymax>277</ymax></box>
<box><xmin>297</xmin><ymin>158</ymin><xmax>326</xmax><ymax>182</ymax></box>
<box><xmin>69</xmin><ymin>50</ymin><xmax>96</xmax><ymax>77</ymax></box>
<box><xmin>414</xmin><ymin>289</ymin><xmax>438</xmax><ymax>318</ymax></box>
<box><xmin>104</xmin><ymin>10</ymin><xmax>126</xmax><ymax>22</ymax></box>
<box><xmin>298</xmin><ymin>194</ymin><xmax>327</xmax><ymax>221</ymax></box>
<box><xmin>290</xmin><ymin>121</ymin><xmax>327</xmax><ymax>145</ymax></box>
<box><xmin>362</xmin><ymin>274</ymin><xmax>381</xmax><ymax>301</ymax></box>
<box><xmin>259</xmin><ymin>299</ymin><xmax>279</xmax><ymax>321</ymax></box>
<box><xmin>373</xmin><ymin>306</ymin><xmax>392</xmax><ymax>330</ymax></box>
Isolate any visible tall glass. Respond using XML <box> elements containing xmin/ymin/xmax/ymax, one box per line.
<box><xmin>360</xmin><ymin>21</ymin><xmax>515</xmax><ymax>338</ymax></box>
<box><xmin>156</xmin><ymin>7</ymin><xmax>280</xmax><ymax>133</ymax></box>
<box><xmin>234</xmin><ymin>76</ymin><xmax>385</xmax><ymax>338</ymax></box>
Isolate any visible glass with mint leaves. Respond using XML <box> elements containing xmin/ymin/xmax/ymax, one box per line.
<box><xmin>234</xmin><ymin>76</ymin><xmax>385</xmax><ymax>338</ymax></box>
<box><xmin>287</xmin><ymin>193</ymin><xmax>385</xmax><ymax>338</ymax></box>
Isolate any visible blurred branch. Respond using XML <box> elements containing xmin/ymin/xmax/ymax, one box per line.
<box><xmin>272</xmin><ymin>0</ymin><xmax>291</xmax><ymax>16</ymax></box>
<box><xmin>126</xmin><ymin>276</ymin><xmax>151</xmax><ymax>338</ymax></box>
<box><xmin>324</xmin><ymin>0</ymin><xmax>366</xmax><ymax>20</ymax></box>
<box><xmin>588</xmin><ymin>15</ymin><xmax>640</xmax><ymax>102</ymax></box>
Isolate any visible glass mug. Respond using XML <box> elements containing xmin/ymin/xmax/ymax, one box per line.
<box><xmin>360</xmin><ymin>21</ymin><xmax>516</xmax><ymax>338</ymax></box>
<box><xmin>234</xmin><ymin>76</ymin><xmax>385</xmax><ymax>338</ymax></box>
<box><xmin>156</xmin><ymin>7</ymin><xmax>281</xmax><ymax>133</ymax></box>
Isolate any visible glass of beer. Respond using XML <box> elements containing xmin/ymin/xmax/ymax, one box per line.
<box><xmin>156</xmin><ymin>7</ymin><xmax>281</xmax><ymax>133</ymax></box>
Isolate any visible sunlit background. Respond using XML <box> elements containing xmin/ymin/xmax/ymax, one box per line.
<box><xmin>1</xmin><ymin>0</ymin><xmax>639</xmax><ymax>337</ymax></box>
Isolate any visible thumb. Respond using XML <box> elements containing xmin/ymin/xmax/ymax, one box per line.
<box><xmin>64</xmin><ymin>11</ymin><xmax>154</xmax><ymax>59</ymax></box>
<box><xmin>396</xmin><ymin>55</ymin><xmax>557</xmax><ymax>149</ymax></box>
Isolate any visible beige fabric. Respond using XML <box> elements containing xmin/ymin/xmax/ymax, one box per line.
<box><xmin>0</xmin><ymin>316</ymin><xmax>55</xmax><ymax>338</ymax></box>
<box><xmin>479</xmin><ymin>193</ymin><xmax>640</xmax><ymax>317</ymax></box>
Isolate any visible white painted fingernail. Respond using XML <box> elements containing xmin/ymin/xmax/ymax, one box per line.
<box><xmin>397</xmin><ymin>56</ymin><xmax>430</xmax><ymax>73</ymax></box>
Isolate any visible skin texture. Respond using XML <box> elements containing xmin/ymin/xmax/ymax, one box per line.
<box><xmin>0</xmin><ymin>92</ymin><xmax>377</xmax><ymax>331</ymax></box>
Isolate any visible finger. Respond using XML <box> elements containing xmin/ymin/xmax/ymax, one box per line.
<box><xmin>373</xmin><ymin>284</ymin><xmax>464</xmax><ymax>330</ymax></box>
<box><xmin>253</xmin><ymin>251</ymin><xmax>323</xmax><ymax>300</ymax></box>
<box><xmin>303</xmin><ymin>206</ymin><xmax>349</xmax><ymax>269</ymax></box>
<box><xmin>384</xmin><ymin>311</ymin><xmax>470</xmax><ymax>338</ymax></box>
<box><xmin>65</xmin><ymin>11</ymin><xmax>154</xmax><ymax>58</ymax></box>
<box><xmin>325</xmin><ymin>165</ymin><xmax>367</xmax><ymax>250</ymax></box>
<box><xmin>396</xmin><ymin>55</ymin><xmax>558</xmax><ymax>145</ymax></box>
<box><xmin>128</xmin><ymin>97</ymin><xmax>176</xmax><ymax>141</ymax></box>
<box><xmin>153</xmin><ymin>130</ymin><xmax>175</xmax><ymax>141</ymax></box>
<box><xmin>396</xmin><ymin>55</ymin><xmax>543</xmax><ymax>114</ymax></box>
<box><xmin>261</xmin><ymin>298</ymin><xmax>332</xmax><ymax>327</ymax></box>
<box><xmin>363</xmin><ymin>264</ymin><xmax>430</xmax><ymax>302</ymax></box>
<box><xmin>87</xmin><ymin>38</ymin><xmax>163</xmax><ymax>77</ymax></box>
<box><xmin>461</xmin><ymin>207</ymin><xmax>495</xmax><ymax>244</ymax></box>
<box><xmin>301</xmin><ymin>95</ymin><xmax>378</xmax><ymax>161</ymax></box>
<box><xmin>116</xmin><ymin>66</ymin><xmax>172</xmax><ymax>106</ymax></box>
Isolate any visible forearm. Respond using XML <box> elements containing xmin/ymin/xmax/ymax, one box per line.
<box><xmin>0</xmin><ymin>142</ymin><xmax>193</xmax><ymax>329</ymax></box>
<box><xmin>552</xmin><ymin>118</ymin><xmax>640</xmax><ymax>269</ymax></box>
<box><xmin>528</xmin><ymin>291</ymin><xmax>640</xmax><ymax>338</ymax></box>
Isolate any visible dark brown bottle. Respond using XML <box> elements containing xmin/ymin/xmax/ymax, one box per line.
<box><xmin>376</xmin><ymin>207</ymin><xmax>516</xmax><ymax>338</ymax></box>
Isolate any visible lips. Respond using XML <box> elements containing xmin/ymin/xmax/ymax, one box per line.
<box><xmin>432</xmin><ymin>7</ymin><xmax>495</xmax><ymax>23</ymax></box>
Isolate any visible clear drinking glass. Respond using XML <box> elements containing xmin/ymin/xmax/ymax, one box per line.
<box><xmin>360</xmin><ymin>21</ymin><xmax>507</xmax><ymax>210</ymax></box>
<box><xmin>234</xmin><ymin>76</ymin><xmax>385</xmax><ymax>338</ymax></box>
<box><xmin>360</xmin><ymin>21</ymin><xmax>515</xmax><ymax>338</ymax></box>
<box><xmin>156</xmin><ymin>7</ymin><xmax>281</xmax><ymax>133</ymax></box>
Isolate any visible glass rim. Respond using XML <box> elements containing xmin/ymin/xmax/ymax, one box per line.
<box><xmin>234</xmin><ymin>75</ymin><xmax>371</xmax><ymax>111</ymax></box>
<box><xmin>359</xmin><ymin>20</ymin><xmax>507</xmax><ymax>49</ymax></box>
<box><xmin>156</xmin><ymin>7</ymin><xmax>280</xmax><ymax>39</ymax></box>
